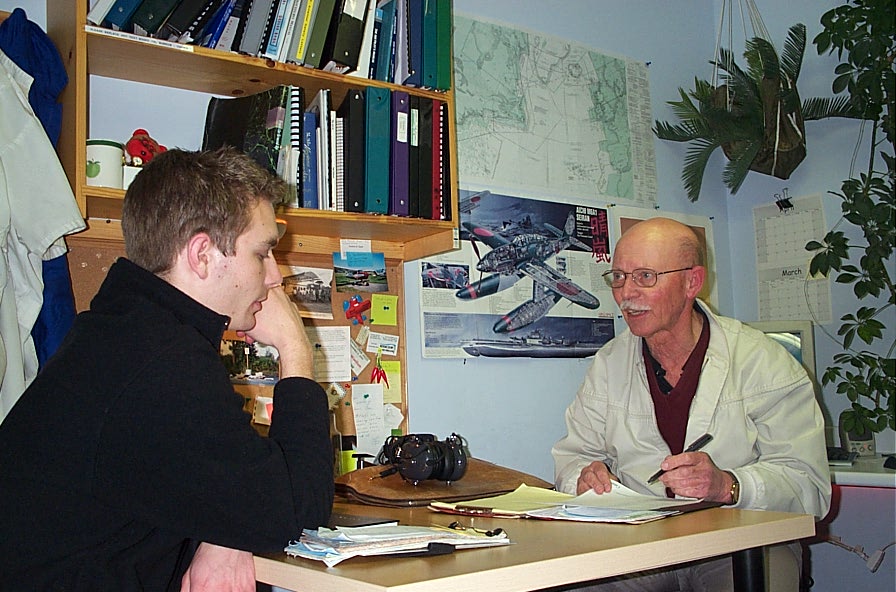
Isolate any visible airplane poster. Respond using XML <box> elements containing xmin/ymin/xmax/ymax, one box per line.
<box><xmin>419</xmin><ymin>188</ymin><xmax>617</xmax><ymax>358</ymax></box>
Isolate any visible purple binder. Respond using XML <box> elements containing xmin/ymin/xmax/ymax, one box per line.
<box><xmin>389</xmin><ymin>89</ymin><xmax>410</xmax><ymax>216</ymax></box>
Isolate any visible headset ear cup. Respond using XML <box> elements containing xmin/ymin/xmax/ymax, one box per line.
<box><xmin>396</xmin><ymin>438</ymin><xmax>434</xmax><ymax>484</ymax></box>
<box><xmin>445</xmin><ymin>436</ymin><xmax>467</xmax><ymax>481</ymax></box>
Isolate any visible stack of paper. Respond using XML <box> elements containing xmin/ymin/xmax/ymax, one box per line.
<box><xmin>285</xmin><ymin>523</ymin><xmax>511</xmax><ymax>566</ymax></box>
<box><xmin>429</xmin><ymin>483</ymin><xmax>719</xmax><ymax>524</ymax></box>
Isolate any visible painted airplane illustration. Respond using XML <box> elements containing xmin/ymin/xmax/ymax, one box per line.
<box><xmin>455</xmin><ymin>213</ymin><xmax>600</xmax><ymax>333</ymax></box>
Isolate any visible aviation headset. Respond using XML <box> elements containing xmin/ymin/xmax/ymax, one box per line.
<box><xmin>377</xmin><ymin>433</ymin><xmax>468</xmax><ymax>485</ymax></box>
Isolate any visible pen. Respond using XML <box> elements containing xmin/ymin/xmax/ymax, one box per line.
<box><xmin>646</xmin><ymin>433</ymin><xmax>714</xmax><ymax>484</ymax></box>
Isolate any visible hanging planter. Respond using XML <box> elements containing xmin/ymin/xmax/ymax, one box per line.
<box><xmin>654</xmin><ymin>23</ymin><xmax>855</xmax><ymax>202</ymax></box>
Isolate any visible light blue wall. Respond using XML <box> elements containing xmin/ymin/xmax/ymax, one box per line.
<box><xmin>404</xmin><ymin>0</ymin><xmax>728</xmax><ymax>483</ymax></box>
<box><xmin>3</xmin><ymin>1</ymin><xmax>893</xmax><ymax>589</ymax></box>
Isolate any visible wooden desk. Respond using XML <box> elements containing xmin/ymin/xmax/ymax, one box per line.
<box><xmin>254</xmin><ymin>502</ymin><xmax>814</xmax><ymax>592</ymax></box>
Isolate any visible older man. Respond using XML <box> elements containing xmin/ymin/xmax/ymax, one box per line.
<box><xmin>552</xmin><ymin>217</ymin><xmax>830</xmax><ymax>591</ymax></box>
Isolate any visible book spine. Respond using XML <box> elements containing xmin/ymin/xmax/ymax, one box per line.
<box><xmin>262</xmin><ymin>0</ymin><xmax>292</xmax><ymax>58</ymax></box>
<box><xmin>292</xmin><ymin>0</ymin><xmax>316</xmax><ymax>63</ymax></box>
<box><xmin>302</xmin><ymin>111</ymin><xmax>319</xmax><ymax>209</ymax></box>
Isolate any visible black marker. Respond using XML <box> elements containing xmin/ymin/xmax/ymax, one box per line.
<box><xmin>646</xmin><ymin>433</ymin><xmax>714</xmax><ymax>484</ymax></box>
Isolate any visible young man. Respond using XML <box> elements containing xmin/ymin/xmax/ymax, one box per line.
<box><xmin>552</xmin><ymin>217</ymin><xmax>830</xmax><ymax>591</ymax></box>
<box><xmin>0</xmin><ymin>148</ymin><xmax>333</xmax><ymax>591</ymax></box>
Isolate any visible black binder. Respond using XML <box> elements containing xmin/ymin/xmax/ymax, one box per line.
<box><xmin>321</xmin><ymin>0</ymin><xmax>369</xmax><ymax>73</ymax></box>
<box><xmin>336</xmin><ymin>88</ymin><xmax>367</xmax><ymax>213</ymax></box>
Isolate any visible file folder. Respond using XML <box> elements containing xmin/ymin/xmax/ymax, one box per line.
<box><xmin>363</xmin><ymin>86</ymin><xmax>390</xmax><ymax>214</ymax></box>
<box><xmin>389</xmin><ymin>89</ymin><xmax>410</xmax><ymax>216</ymax></box>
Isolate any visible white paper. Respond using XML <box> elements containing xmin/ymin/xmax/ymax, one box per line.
<box><xmin>304</xmin><ymin>326</ymin><xmax>351</xmax><ymax>382</ymax></box>
<box><xmin>351</xmin><ymin>384</ymin><xmax>389</xmax><ymax>456</ymax></box>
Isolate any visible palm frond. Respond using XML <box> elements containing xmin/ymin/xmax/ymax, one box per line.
<box><xmin>722</xmin><ymin>139</ymin><xmax>763</xmax><ymax>194</ymax></box>
<box><xmin>665</xmin><ymin>84</ymin><xmax>705</xmax><ymax>122</ymax></box>
<box><xmin>802</xmin><ymin>96</ymin><xmax>865</xmax><ymax>120</ymax></box>
<box><xmin>780</xmin><ymin>23</ymin><xmax>807</xmax><ymax>83</ymax></box>
<box><xmin>681</xmin><ymin>138</ymin><xmax>722</xmax><ymax>202</ymax></box>
<box><xmin>744</xmin><ymin>37</ymin><xmax>780</xmax><ymax>82</ymax></box>
<box><xmin>653</xmin><ymin>120</ymin><xmax>700</xmax><ymax>142</ymax></box>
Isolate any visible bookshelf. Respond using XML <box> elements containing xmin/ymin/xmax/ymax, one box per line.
<box><xmin>43</xmin><ymin>0</ymin><xmax>460</xmax><ymax>262</ymax></box>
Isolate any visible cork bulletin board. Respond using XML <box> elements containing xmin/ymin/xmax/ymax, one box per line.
<box><xmin>66</xmin><ymin>238</ymin><xmax>408</xmax><ymax>444</ymax></box>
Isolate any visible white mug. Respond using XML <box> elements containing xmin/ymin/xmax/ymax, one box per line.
<box><xmin>86</xmin><ymin>139</ymin><xmax>124</xmax><ymax>189</ymax></box>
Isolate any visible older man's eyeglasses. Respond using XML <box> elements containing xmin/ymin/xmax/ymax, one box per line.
<box><xmin>602</xmin><ymin>267</ymin><xmax>693</xmax><ymax>288</ymax></box>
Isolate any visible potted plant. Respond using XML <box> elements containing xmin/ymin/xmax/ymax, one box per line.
<box><xmin>654</xmin><ymin>23</ymin><xmax>854</xmax><ymax>202</ymax></box>
<box><xmin>805</xmin><ymin>0</ymin><xmax>895</xmax><ymax>438</ymax></box>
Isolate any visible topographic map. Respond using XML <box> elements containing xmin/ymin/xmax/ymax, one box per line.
<box><xmin>453</xmin><ymin>15</ymin><xmax>657</xmax><ymax>205</ymax></box>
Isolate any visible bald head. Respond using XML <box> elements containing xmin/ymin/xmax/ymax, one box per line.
<box><xmin>614</xmin><ymin>218</ymin><xmax>704</xmax><ymax>268</ymax></box>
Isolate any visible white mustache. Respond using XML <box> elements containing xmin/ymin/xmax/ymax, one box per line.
<box><xmin>619</xmin><ymin>300</ymin><xmax>651</xmax><ymax>313</ymax></box>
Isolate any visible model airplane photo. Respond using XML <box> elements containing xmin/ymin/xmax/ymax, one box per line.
<box><xmin>455</xmin><ymin>212</ymin><xmax>600</xmax><ymax>333</ymax></box>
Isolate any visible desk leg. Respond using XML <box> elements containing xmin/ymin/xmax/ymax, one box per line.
<box><xmin>732</xmin><ymin>547</ymin><xmax>765</xmax><ymax>592</ymax></box>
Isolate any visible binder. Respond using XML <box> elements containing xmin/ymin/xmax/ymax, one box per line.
<box><xmin>347</xmin><ymin>0</ymin><xmax>377</xmax><ymax>79</ymax></box>
<box><xmin>336</xmin><ymin>88</ymin><xmax>366</xmax><ymax>212</ymax></box>
<box><xmin>363</xmin><ymin>86</ymin><xmax>390</xmax><ymax>214</ymax></box>
<box><xmin>276</xmin><ymin>0</ymin><xmax>309</xmax><ymax>61</ymax></box>
<box><xmin>213</xmin><ymin>0</ymin><xmax>250</xmax><ymax>50</ymax></box>
<box><xmin>256</xmin><ymin>0</ymin><xmax>283</xmax><ymax>53</ymax></box>
<box><xmin>373</xmin><ymin>0</ymin><xmax>395</xmax><ymax>82</ymax></box>
<box><xmin>302</xmin><ymin>110</ymin><xmax>319</xmax><ymax>208</ymax></box>
<box><xmin>430</xmin><ymin>97</ymin><xmax>442</xmax><ymax>220</ymax></box>
<box><xmin>103</xmin><ymin>0</ymin><xmax>144</xmax><ymax>31</ymax></box>
<box><xmin>303</xmin><ymin>0</ymin><xmax>338</xmax><ymax>69</ymax></box>
<box><xmin>306</xmin><ymin>89</ymin><xmax>331</xmax><ymax>210</ymax></box>
<box><xmin>407</xmin><ymin>95</ymin><xmax>420</xmax><ymax>217</ymax></box>
<box><xmin>157</xmin><ymin>0</ymin><xmax>214</xmax><ymax>40</ymax></box>
<box><xmin>321</xmin><ymin>0</ymin><xmax>370</xmax><ymax>74</ymax></box>
<box><xmin>181</xmin><ymin>0</ymin><xmax>228</xmax><ymax>43</ymax></box>
<box><xmin>434</xmin><ymin>0</ymin><xmax>451</xmax><ymax>90</ymax></box>
<box><xmin>420</xmin><ymin>0</ymin><xmax>437</xmax><ymax>88</ymax></box>
<box><xmin>283</xmin><ymin>85</ymin><xmax>305</xmax><ymax>207</ymax></box>
<box><xmin>199</xmin><ymin>0</ymin><xmax>238</xmax><ymax>47</ymax></box>
<box><xmin>414</xmin><ymin>95</ymin><xmax>434</xmax><ymax>219</ymax></box>
<box><xmin>87</xmin><ymin>0</ymin><xmax>119</xmax><ymax>26</ymax></box>
<box><xmin>284</xmin><ymin>0</ymin><xmax>315</xmax><ymax>63</ymax></box>
<box><xmin>131</xmin><ymin>0</ymin><xmax>180</xmax><ymax>35</ymax></box>
<box><xmin>438</xmin><ymin>99</ymin><xmax>451</xmax><ymax>221</ymax></box>
<box><xmin>333</xmin><ymin>115</ymin><xmax>345</xmax><ymax>211</ymax></box>
<box><xmin>236</xmin><ymin>0</ymin><xmax>275</xmax><ymax>53</ymax></box>
<box><xmin>392</xmin><ymin>0</ymin><xmax>409</xmax><ymax>84</ymax></box>
<box><xmin>202</xmin><ymin>85</ymin><xmax>290</xmax><ymax>175</ymax></box>
<box><xmin>261</xmin><ymin>0</ymin><xmax>296</xmax><ymax>59</ymax></box>
<box><xmin>403</xmin><ymin>0</ymin><xmax>422</xmax><ymax>86</ymax></box>
<box><xmin>363</xmin><ymin>1</ymin><xmax>383</xmax><ymax>79</ymax></box>
<box><xmin>389</xmin><ymin>89</ymin><xmax>410</xmax><ymax>216</ymax></box>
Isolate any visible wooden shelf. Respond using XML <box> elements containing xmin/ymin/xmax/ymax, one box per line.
<box><xmin>79</xmin><ymin>187</ymin><xmax>457</xmax><ymax>260</ymax></box>
<box><xmin>46</xmin><ymin>2</ymin><xmax>460</xmax><ymax>262</ymax></box>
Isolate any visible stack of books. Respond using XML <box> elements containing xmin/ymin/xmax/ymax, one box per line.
<box><xmin>85</xmin><ymin>0</ymin><xmax>452</xmax><ymax>90</ymax></box>
<box><xmin>201</xmin><ymin>83</ymin><xmax>452</xmax><ymax>219</ymax></box>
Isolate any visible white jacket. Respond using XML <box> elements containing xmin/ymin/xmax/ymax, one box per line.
<box><xmin>552</xmin><ymin>301</ymin><xmax>831</xmax><ymax>518</ymax></box>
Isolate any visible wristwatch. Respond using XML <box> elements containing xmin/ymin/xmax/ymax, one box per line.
<box><xmin>726</xmin><ymin>471</ymin><xmax>740</xmax><ymax>505</ymax></box>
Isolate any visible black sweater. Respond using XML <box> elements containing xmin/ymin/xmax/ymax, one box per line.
<box><xmin>0</xmin><ymin>258</ymin><xmax>333</xmax><ymax>591</ymax></box>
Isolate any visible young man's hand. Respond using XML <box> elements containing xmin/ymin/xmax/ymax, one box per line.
<box><xmin>241</xmin><ymin>286</ymin><xmax>314</xmax><ymax>379</ymax></box>
<box><xmin>180</xmin><ymin>542</ymin><xmax>255</xmax><ymax>592</ymax></box>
